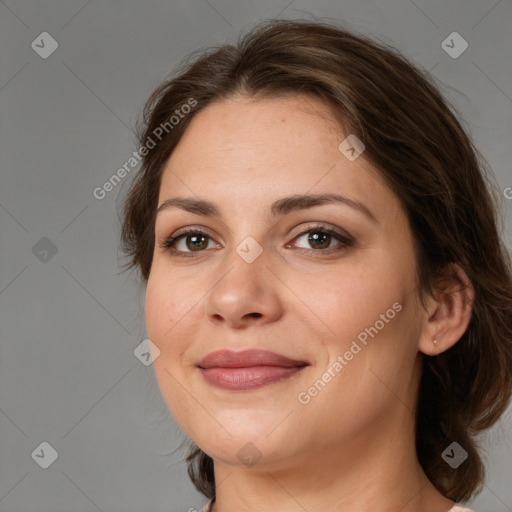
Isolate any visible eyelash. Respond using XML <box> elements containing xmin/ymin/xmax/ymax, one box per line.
<box><xmin>158</xmin><ymin>224</ymin><xmax>354</xmax><ymax>258</ymax></box>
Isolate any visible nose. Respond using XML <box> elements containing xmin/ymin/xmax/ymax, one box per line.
<box><xmin>203</xmin><ymin>244</ymin><xmax>284</xmax><ymax>329</ymax></box>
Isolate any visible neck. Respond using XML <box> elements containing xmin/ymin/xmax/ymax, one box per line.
<box><xmin>210</xmin><ymin>403</ymin><xmax>454</xmax><ymax>512</ymax></box>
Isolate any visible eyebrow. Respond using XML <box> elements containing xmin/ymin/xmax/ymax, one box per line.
<box><xmin>156</xmin><ymin>193</ymin><xmax>377</xmax><ymax>223</ymax></box>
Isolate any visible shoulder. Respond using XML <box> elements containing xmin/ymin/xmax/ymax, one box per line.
<box><xmin>196</xmin><ymin>500</ymin><xmax>473</xmax><ymax>512</ymax></box>
<box><xmin>450</xmin><ymin>504</ymin><xmax>475</xmax><ymax>512</ymax></box>
<box><xmin>199</xmin><ymin>501</ymin><xmax>213</xmax><ymax>512</ymax></box>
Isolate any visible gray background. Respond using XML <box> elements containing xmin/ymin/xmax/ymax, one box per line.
<box><xmin>1</xmin><ymin>0</ymin><xmax>511</xmax><ymax>511</ymax></box>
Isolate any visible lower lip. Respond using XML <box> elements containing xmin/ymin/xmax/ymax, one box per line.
<box><xmin>199</xmin><ymin>365</ymin><xmax>306</xmax><ymax>390</ymax></box>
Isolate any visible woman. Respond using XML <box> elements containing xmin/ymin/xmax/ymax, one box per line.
<box><xmin>120</xmin><ymin>18</ymin><xmax>512</xmax><ymax>512</ymax></box>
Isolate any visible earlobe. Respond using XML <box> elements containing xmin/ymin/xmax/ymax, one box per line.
<box><xmin>418</xmin><ymin>264</ymin><xmax>475</xmax><ymax>356</ymax></box>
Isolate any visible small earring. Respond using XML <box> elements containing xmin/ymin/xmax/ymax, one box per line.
<box><xmin>433</xmin><ymin>338</ymin><xmax>438</xmax><ymax>347</ymax></box>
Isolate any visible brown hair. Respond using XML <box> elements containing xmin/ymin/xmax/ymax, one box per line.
<box><xmin>120</xmin><ymin>18</ymin><xmax>512</xmax><ymax>503</ymax></box>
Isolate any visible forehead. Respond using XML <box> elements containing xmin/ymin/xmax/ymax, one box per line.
<box><xmin>169</xmin><ymin>93</ymin><xmax>343</xmax><ymax>160</ymax></box>
<box><xmin>157</xmin><ymin>94</ymin><xmax>397</xmax><ymax>219</ymax></box>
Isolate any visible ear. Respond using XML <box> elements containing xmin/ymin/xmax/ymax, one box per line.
<box><xmin>418</xmin><ymin>263</ymin><xmax>475</xmax><ymax>356</ymax></box>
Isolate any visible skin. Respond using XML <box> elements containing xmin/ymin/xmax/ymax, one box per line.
<box><xmin>145</xmin><ymin>94</ymin><xmax>474</xmax><ymax>512</ymax></box>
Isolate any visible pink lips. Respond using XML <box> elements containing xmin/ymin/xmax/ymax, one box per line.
<box><xmin>197</xmin><ymin>349</ymin><xmax>308</xmax><ymax>390</ymax></box>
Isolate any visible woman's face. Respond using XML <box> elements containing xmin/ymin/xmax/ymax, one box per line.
<box><xmin>145</xmin><ymin>94</ymin><xmax>427</xmax><ymax>470</ymax></box>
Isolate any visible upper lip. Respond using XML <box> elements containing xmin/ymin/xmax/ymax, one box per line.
<box><xmin>197</xmin><ymin>349</ymin><xmax>309</xmax><ymax>369</ymax></box>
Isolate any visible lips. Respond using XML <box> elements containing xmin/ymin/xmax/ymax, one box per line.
<box><xmin>197</xmin><ymin>349</ymin><xmax>308</xmax><ymax>369</ymax></box>
<box><xmin>197</xmin><ymin>349</ymin><xmax>309</xmax><ymax>390</ymax></box>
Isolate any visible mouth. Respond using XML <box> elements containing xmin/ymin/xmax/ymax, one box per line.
<box><xmin>199</xmin><ymin>365</ymin><xmax>308</xmax><ymax>390</ymax></box>
<box><xmin>197</xmin><ymin>349</ymin><xmax>309</xmax><ymax>391</ymax></box>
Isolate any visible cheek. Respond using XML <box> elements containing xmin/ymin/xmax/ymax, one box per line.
<box><xmin>144</xmin><ymin>268</ymin><xmax>210</xmax><ymax>376</ymax></box>
<box><xmin>144</xmin><ymin>272</ymin><xmax>189</xmax><ymax>356</ymax></box>
<box><xmin>145</xmin><ymin>260</ymin><xmax>188</xmax><ymax>325</ymax></box>
<box><xmin>144</xmin><ymin>275</ymin><xmax>199</xmax><ymax>427</ymax></box>
<box><xmin>295</xmin><ymin>248</ymin><xmax>417</xmax><ymax>402</ymax></box>
<box><xmin>292</xmin><ymin>253</ymin><xmax>405</xmax><ymax>344</ymax></box>
<box><xmin>144</xmin><ymin>280</ymin><xmax>167</xmax><ymax>346</ymax></box>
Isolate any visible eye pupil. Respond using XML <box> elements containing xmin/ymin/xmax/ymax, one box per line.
<box><xmin>309</xmin><ymin>231</ymin><xmax>331</xmax><ymax>249</ymax></box>
<box><xmin>186</xmin><ymin>234</ymin><xmax>208</xmax><ymax>251</ymax></box>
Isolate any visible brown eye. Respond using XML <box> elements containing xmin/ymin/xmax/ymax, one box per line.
<box><xmin>307</xmin><ymin>231</ymin><xmax>332</xmax><ymax>249</ymax></box>
<box><xmin>184</xmin><ymin>233</ymin><xmax>209</xmax><ymax>251</ymax></box>
<box><xmin>291</xmin><ymin>226</ymin><xmax>352</xmax><ymax>252</ymax></box>
<box><xmin>161</xmin><ymin>229</ymin><xmax>217</xmax><ymax>255</ymax></box>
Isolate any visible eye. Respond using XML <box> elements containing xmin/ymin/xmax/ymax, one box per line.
<box><xmin>158</xmin><ymin>223</ymin><xmax>353</xmax><ymax>258</ymax></box>
<box><xmin>158</xmin><ymin>228</ymin><xmax>218</xmax><ymax>257</ymax></box>
<box><xmin>286</xmin><ymin>224</ymin><xmax>353</xmax><ymax>253</ymax></box>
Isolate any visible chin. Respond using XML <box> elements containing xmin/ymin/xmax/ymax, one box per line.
<box><xmin>192</xmin><ymin>423</ymin><xmax>304</xmax><ymax>470</ymax></box>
